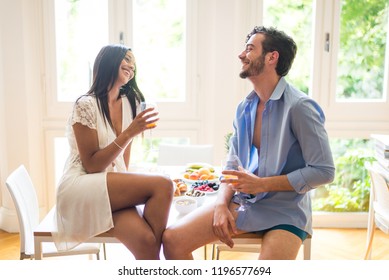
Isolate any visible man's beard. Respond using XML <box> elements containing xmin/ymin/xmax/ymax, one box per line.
<box><xmin>239</xmin><ymin>54</ymin><xmax>265</xmax><ymax>79</ymax></box>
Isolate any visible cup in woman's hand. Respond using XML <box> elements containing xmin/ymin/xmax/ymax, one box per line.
<box><xmin>140</xmin><ymin>101</ymin><xmax>158</xmax><ymax>128</ymax></box>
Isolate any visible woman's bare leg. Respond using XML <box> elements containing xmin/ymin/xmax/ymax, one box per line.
<box><xmin>163</xmin><ymin>202</ymin><xmax>241</xmax><ymax>260</ymax></box>
<box><xmin>106</xmin><ymin>172</ymin><xmax>174</xmax><ymax>259</ymax></box>
<box><xmin>109</xmin><ymin>207</ymin><xmax>162</xmax><ymax>259</ymax></box>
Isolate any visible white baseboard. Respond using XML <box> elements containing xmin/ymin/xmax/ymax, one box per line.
<box><xmin>0</xmin><ymin>206</ymin><xmax>19</xmax><ymax>233</ymax></box>
<box><xmin>313</xmin><ymin>211</ymin><xmax>368</xmax><ymax>228</ymax></box>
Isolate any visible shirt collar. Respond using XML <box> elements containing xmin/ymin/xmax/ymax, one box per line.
<box><xmin>244</xmin><ymin>76</ymin><xmax>287</xmax><ymax>102</ymax></box>
<box><xmin>270</xmin><ymin>77</ymin><xmax>287</xmax><ymax>100</ymax></box>
<box><xmin>245</xmin><ymin>90</ymin><xmax>258</xmax><ymax>102</ymax></box>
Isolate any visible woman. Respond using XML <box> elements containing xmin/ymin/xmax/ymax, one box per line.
<box><xmin>53</xmin><ymin>44</ymin><xmax>173</xmax><ymax>260</ymax></box>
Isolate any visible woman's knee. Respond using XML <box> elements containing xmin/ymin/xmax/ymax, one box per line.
<box><xmin>136</xmin><ymin>230</ymin><xmax>159</xmax><ymax>249</ymax></box>
<box><xmin>158</xmin><ymin>176</ymin><xmax>174</xmax><ymax>197</ymax></box>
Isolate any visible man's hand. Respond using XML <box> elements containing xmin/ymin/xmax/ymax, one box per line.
<box><xmin>212</xmin><ymin>204</ymin><xmax>238</xmax><ymax>248</ymax></box>
<box><xmin>221</xmin><ymin>167</ymin><xmax>263</xmax><ymax>195</ymax></box>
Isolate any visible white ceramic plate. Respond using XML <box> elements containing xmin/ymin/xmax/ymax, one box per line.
<box><xmin>181</xmin><ymin>162</ymin><xmax>220</xmax><ymax>184</ymax></box>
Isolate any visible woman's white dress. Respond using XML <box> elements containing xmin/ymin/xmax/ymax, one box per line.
<box><xmin>53</xmin><ymin>95</ymin><xmax>134</xmax><ymax>251</ymax></box>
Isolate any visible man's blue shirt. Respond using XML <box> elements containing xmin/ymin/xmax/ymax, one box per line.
<box><xmin>229</xmin><ymin>77</ymin><xmax>335</xmax><ymax>234</ymax></box>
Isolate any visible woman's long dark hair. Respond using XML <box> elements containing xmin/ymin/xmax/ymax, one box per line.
<box><xmin>77</xmin><ymin>44</ymin><xmax>145</xmax><ymax>129</ymax></box>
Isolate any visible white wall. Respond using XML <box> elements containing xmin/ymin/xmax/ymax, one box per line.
<box><xmin>0</xmin><ymin>0</ymin><xmax>46</xmax><ymax>232</ymax></box>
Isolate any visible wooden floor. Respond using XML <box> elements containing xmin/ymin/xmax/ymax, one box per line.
<box><xmin>1</xmin><ymin>228</ymin><xmax>388</xmax><ymax>260</ymax></box>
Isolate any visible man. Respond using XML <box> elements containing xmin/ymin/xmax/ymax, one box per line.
<box><xmin>162</xmin><ymin>26</ymin><xmax>335</xmax><ymax>260</ymax></box>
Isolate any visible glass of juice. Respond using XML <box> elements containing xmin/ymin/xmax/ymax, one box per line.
<box><xmin>221</xmin><ymin>154</ymin><xmax>250</xmax><ymax>212</ymax></box>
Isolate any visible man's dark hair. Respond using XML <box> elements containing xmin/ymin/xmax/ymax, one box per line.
<box><xmin>246</xmin><ymin>26</ymin><xmax>297</xmax><ymax>76</ymax></box>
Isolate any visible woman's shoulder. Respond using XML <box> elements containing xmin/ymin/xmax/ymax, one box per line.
<box><xmin>70</xmin><ymin>95</ymin><xmax>98</xmax><ymax>128</ymax></box>
<box><xmin>73</xmin><ymin>95</ymin><xmax>98</xmax><ymax>111</ymax></box>
<box><xmin>75</xmin><ymin>95</ymin><xmax>96</xmax><ymax>105</ymax></box>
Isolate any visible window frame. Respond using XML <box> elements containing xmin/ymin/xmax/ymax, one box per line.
<box><xmin>42</xmin><ymin>0</ymin><xmax>199</xmax><ymax>121</ymax></box>
<box><xmin>314</xmin><ymin>0</ymin><xmax>389</xmax><ymax>139</ymax></box>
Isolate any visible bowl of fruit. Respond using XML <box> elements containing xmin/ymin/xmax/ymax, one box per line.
<box><xmin>182</xmin><ymin>163</ymin><xmax>219</xmax><ymax>184</ymax></box>
<box><xmin>191</xmin><ymin>180</ymin><xmax>220</xmax><ymax>195</ymax></box>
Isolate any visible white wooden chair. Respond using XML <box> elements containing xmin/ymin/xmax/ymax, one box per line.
<box><xmin>6</xmin><ymin>165</ymin><xmax>102</xmax><ymax>260</ymax></box>
<box><xmin>364</xmin><ymin>162</ymin><xmax>389</xmax><ymax>259</ymax></box>
<box><xmin>157</xmin><ymin>144</ymin><xmax>214</xmax><ymax>165</ymax></box>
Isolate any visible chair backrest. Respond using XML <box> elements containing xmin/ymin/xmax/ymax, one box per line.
<box><xmin>367</xmin><ymin>163</ymin><xmax>389</xmax><ymax>222</ymax></box>
<box><xmin>157</xmin><ymin>144</ymin><xmax>214</xmax><ymax>165</ymax></box>
<box><xmin>6</xmin><ymin>165</ymin><xmax>40</xmax><ymax>255</ymax></box>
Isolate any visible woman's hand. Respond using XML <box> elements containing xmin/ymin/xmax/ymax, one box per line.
<box><xmin>124</xmin><ymin>107</ymin><xmax>159</xmax><ymax>137</ymax></box>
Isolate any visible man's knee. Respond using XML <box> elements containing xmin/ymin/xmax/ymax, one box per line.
<box><xmin>162</xmin><ymin>228</ymin><xmax>176</xmax><ymax>248</ymax></box>
<box><xmin>162</xmin><ymin>228</ymin><xmax>182</xmax><ymax>258</ymax></box>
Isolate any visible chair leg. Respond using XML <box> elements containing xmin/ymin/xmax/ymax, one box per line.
<box><xmin>364</xmin><ymin>201</ymin><xmax>376</xmax><ymax>260</ymax></box>
<box><xmin>303</xmin><ymin>238</ymin><xmax>311</xmax><ymax>260</ymax></box>
<box><xmin>364</xmin><ymin>223</ymin><xmax>376</xmax><ymax>260</ymax></box>
<box><xmin>211</xmin><ymin>244</ymin><xmax>216</xmax><ymax>260</ymax></box>
<box><xmin>203</xmin><ymin>245</ymin><xmax>207</xmax><ymax>260</ymax></box>
<box><xmin>103</xmin><ymin>243</ymin><xmax>107</xmax><ymax>260</ymax></box>
<box><xmin>216</xmin><ymin>246</ymin><xmax>221</xmax><ymax>260</ymax></box>
<box><xmin>20</xmin><ymin>253</ymin><xmax>32</xmax><ymax>260</ymax></box>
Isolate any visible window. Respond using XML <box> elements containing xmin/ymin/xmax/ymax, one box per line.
<box><xmin>261</xmin><ymin>0</ymin><xmax>388</xmax><ymax>215</ymax></box>
<box><xmin>312</xmin><ymin>138</ymin><xmax>375</xmax><ymax>212</ymax></box>
<box><xmin>48</xmin><ymin>0</ymin><xmax>192</xmax><ymax>181</ymax></box>
<box><xmin>263</xmin><ymin>0</ymin><xmax>313</xmax><ymax>95</ymax></box>
<box><xmin>132</xmin><ymin>0</ymin><xmax>186</xmax><ymax>102</ymax></box>
<box><xmin>54</xmin><ymin>0</ymin><xmax>108</xmax><ymax>102</ymax></box>
<box><xmin>322</xmin><ymin>0</ymin><xmax>389</xmax><ymax>124</ymax></box>
<box><xmin>336</xmin><ymin>0</ymin><xmax>388</xmax><ymax>101</ymax></box>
